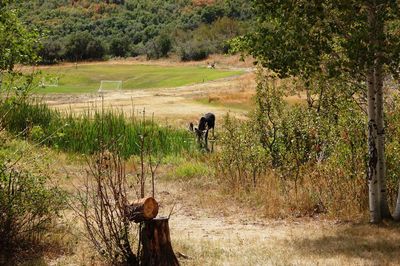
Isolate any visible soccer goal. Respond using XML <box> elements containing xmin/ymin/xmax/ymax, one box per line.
<box><xmin>98</xmin><ymin>80</ymin><xmax>123</xmax><ymax>93</ymax></box>
<box><xmin>39</xmin><ymin>76</ymin><xmax>59</xmax><ymax>87</ymax></box>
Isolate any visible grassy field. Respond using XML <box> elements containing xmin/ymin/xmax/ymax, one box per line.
<box><xmin>35</xmin><ymin>64</ymin><xmax>244</xmax><ymax>93</ymax></box>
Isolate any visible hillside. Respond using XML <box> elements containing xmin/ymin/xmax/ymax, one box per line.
<box><xmin>18</xmin><ymin>0</ymin><xmax>253</xmax><ymax>63</ymax></box>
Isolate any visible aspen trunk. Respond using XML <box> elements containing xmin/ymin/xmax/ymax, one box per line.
<box><xmin>375</xmin><ymin>54</ymin><xmax>392</xmax><ymax>219</ymax></box>
<box><xmin>367</xmin><ymin>5</ymin><xmax>382</xmax><ymax>224</ymax></box>
<box><xmin>367</xmin><ymin>67</ymin><xmax>381</xmax><ymax>224</ymax></box>
<box><xmin>393</xmin><ymin>183</ymin><xmax>400</xmax><ymax>221</ymax></box>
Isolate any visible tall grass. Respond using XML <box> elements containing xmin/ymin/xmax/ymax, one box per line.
<box><xmin>1</xmin><ymin>100</ymin><xmax>195</xmax><ymax>157</ymax></box>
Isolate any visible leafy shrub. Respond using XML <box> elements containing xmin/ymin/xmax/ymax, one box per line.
<box><xmin>109</xmin><ymin>37</ymin><xmax>131</xmax><ymax>57</ymax></box>
<box><xmin>0</xmin><ymin>164</ymin><xmax>65</xmax><ymax>260</ymax></box>
<box><xmin>29</xmin><ymin>125</ymin><xmax>45</xmax><ymax>141</ymax></box>
<box><xmin>178</xmin><ymin>40</ymin><xmax>209</xmax><ymax>61</ymax></box>
<box><xmin>385</xmin><ymin>94</ymin><xmax>400</xmax><ymax>206</ymax></box>
<box><xmin>215</xmin><ymin>114</ymin><xmax>269</xmax><ymax>190</ymax></box>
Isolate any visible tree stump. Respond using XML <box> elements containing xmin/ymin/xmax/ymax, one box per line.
<box><xmin>126</xmin><ymin>197</ymin><xmax>159</xmax><ymax>223</ymax></box>
<box><xmin>140</xmin><ymin>217</ymin><xmax>179</xmax><ymax>266</ymax></box>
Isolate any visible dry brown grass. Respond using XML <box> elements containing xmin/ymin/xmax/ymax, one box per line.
<box><xmin>193</xmin><ymin>72</ymin><xmax>256</xmax><ymax>111</ymax></box>
<box><xmin>28</xmin><ymin>54</ymin><xmax>255</xmax><ymax>71</ymax></box>
<box><xmin>1</xmin><ymin>121</ymin><xmax>379</xmax><ymax>264</ymax></box>
<box><xmin>2</xmin><ymin>135</ymin><xmax>400</xmax><ymax>265</ymax></box>
<box><xmin>154</xmin><ymin>167</ymin><xmax>400</xmax><ymax>266</ymax></box>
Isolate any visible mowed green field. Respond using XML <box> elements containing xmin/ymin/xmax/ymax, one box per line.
<box><xmin>35</xmin><ymin>64</ymin><xmax>243</xmax><ymax>93</ymax></box>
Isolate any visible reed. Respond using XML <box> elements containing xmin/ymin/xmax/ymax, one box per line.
<box><xmin>1</xmin><ymin>100</ymin><xmax>195</xmax><ymax>157</ymax></box>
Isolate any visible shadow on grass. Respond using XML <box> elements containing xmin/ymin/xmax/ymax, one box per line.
<box><xmin>0</xmin><ymin>241</ymin><xmax>69</xmax><ymax>266</ymax></box>
<box><xmin>290</xmin><ymin>222</ymin><xmax>400</xmax><ymax>264</ymax></box>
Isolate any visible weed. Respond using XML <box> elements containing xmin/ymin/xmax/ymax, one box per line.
<box><xmin>172</xmin><ymin>161</ymin><xmax>211</xmax><ymax>181</ymax></box>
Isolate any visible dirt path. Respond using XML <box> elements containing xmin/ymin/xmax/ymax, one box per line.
<box><xmin>155</xmin><ymin>179</ymin><xmax>400</xmax><ymax>266</ymax></box>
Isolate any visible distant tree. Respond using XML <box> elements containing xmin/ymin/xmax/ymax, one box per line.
<box><xmin>178</xmin><ymin>40</ymin><xmax>209</xmax><ymax>61</ymax></box>
<box><xmin>146</xmin><ymin>34</ymin><xmax>172</xmax><ymax>59</ymax></box>
<box><xmin>200</xmin><ymin>5</ymin><xmax>224</xmax><ymax>24</ymax></box>
<box><xmin>157</xmin><ymin>34</ymin><xmax>172</xmax><ymax>58</ymax></box>
<box><xmin>86</xmin><ymin>39</ymin><xmax>106</xmax><ymax>60</ymax></box>
<box><xmin>38</xmin><ymin>39</ymin><xmax>65</xmax><ymax>64</ymax></box>
<box><xmin>65</xmin><ymin>31</ymin><xmax>92</xmax><ymax>61</ymax></box>
<box><xmin>109</xmin><ymin>37</ymin><xmax>130</xmax><ymax>57</ymax></box>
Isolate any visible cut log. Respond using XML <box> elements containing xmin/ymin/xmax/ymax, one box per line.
<box><xmin>126</xmin><ymin>197</ymin><xmax>159</xmax><ymax>223</ymax></box>
<box><xmin>141</xmin><ymin>217</ymin><xmax>179</xmax><ymax>266</ymax></box>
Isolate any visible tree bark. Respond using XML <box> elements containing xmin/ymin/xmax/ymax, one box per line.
<box><xmin>393</xmin><ymin>182</ymin><xmax>400</xmax><ymax>221</ymax></box>
<box><xmin>367</xmin><ymin>4</ymin><xmax>382</xmax><ymax>224</ymax></box>
<box><xmin>126</xmin><ymin>197</ymin><xmax>159</xmax><ymax>223</ymax></box>
<box><xmin>375</xmin><ymin>49</ymin><xmax>392</xmax><ymax>219</ymax></box>
<box><xmin>367</xmin><ymin>66</ymin><xmax>381</xmax><ymax>224</ymax></box>
<box><xmin>140</xmin><ymin>217</ymin><xmax>179</xmax><ymax>266</ymax></box>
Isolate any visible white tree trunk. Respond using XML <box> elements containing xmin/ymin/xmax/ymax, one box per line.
<box><xmin>393</xmin><ymin>183</ymin><xmax>400</xmax><ymax>221</ymax></box>
<box><xmin>375</xmin><ymin>55</ymin><xmax>391</xmax><ymax>219</ymax></box>
<box><xmin>367</xmin><ymin>3</ymin><xmax>385</xmax><ymax>224</ymax></box>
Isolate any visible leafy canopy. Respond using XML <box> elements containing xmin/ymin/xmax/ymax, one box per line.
<box><xmin>0</xmin><ymin>1</ymin><xmax>39</xmax><ymax>72</ymax></box>
<box><xmin>234</xmin><ymin>0</ymin><xmax>400</xmax><ymax>80</ymax></box>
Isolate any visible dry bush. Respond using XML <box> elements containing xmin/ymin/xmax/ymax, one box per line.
<box><xmin>72</xmin><ymin>149</ymin><xmax>138</xmax><ymax>265</ymax></box>
<box><xmin>71</xmin><ymin>114</ymin><xmax>164</xmax><ymax>265</ymax></box>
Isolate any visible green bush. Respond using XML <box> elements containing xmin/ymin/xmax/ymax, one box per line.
<box><xmin>38</xmin><ymin>38</ymin><xmax>65</xmax><ymax>64</ymax></box>
<box><xmin>215</xmin><ymin>114</ymin><xmax>269</xmax><ymax>190</ymax></box>
<box><xmin>0</xmin><ymin>164</ymin><xmax>65</xmax><ymax>260</ymax></box>
<box><xmin>178</xmin><ymin>40</ymin><xmax>209</xmax><ymax>61</ymax></box>
<box><xmin>146</xmin><ymin>34</ymin><xmax>172</xmax><ymax>59</ymax></box>
<box><xmin>29</xmin><ymin>125</ymin><xmax>45</xmax><ymax>141</ymax></box>
<box><xmin>109</xmin><ymin>37</ymin><xmax>131</xmax><ymax>57</ymax></box>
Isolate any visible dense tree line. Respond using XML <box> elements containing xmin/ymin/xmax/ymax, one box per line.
<box><xmin>18</xmin><ymin>0</ymin><xmax>252</xmax><ymax>64</ymax></box>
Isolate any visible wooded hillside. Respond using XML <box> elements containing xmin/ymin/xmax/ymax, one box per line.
<box><xmin>17</xmin><ymin>0</ymin><xmax>253</xmax><ymax>63</ymax></box>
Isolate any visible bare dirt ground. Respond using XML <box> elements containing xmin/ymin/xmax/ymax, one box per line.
<box><xmin>41</xmin><ymin>154</ymin><xmax>400</xmax><ymax>266</ymax></box>
<box><xmin>38</xmin><ymin>150</ymin><xmax>400</xmax><ymax>266</ymax></box>
<box><xmin>153</xmin><ymin>178</ymin><xmax>400</xmax><ymax>266</ymax></box>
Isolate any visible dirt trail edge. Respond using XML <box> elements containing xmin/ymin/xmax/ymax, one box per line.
<box><xmin>155</xmin><ymin>180</ymin><xmax>400</xmax><ymax>266</ymax></box>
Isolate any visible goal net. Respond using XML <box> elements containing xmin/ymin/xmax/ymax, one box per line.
<box><xmin>98</xmin><ymin>80</ymin><xmax>122</xmax><ymax>92</ymax></box>
<box><xmin>39</xmin><ymin>76</ymin><xmax>59</xmax><ymax>87</ymax></box>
